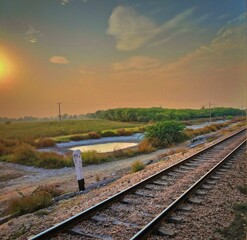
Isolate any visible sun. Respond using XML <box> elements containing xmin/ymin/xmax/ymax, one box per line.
<box><xmin>0</xmin><ymin>53</ymin><xmax>12</xmax><ymax>81</ymax></box>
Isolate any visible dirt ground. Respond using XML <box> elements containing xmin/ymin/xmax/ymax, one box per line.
<box><xmin>0</xmin><ymin>126</ymin><xmax>243</xmax><ymax>218</ymax></box>
<box><xmin>0</xmin><ymin>141</ymin><xmax>190</xmax><ymax>217</ymax></box>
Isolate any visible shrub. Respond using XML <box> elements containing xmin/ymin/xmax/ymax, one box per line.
<box><xmin>117</xmin><ymin>129</ymin><xmax>132</xmax><ymax>136</ymax></box>
<box><xmin>101</xmin><ymin>130</ymin><xmax>117</xmax><ymax>137</ymax></box>
<box><xmin>69</xmin><ymin>135</ymin><xmax>87</xmax><ymax>141</ymax></box>
<box><xmin>82</xmin><ymin>150</ymin><xmax>105</xmax><ymax>164</ymax></box>
<box><xmin>138</xmin><ymin>139</ymin><xmax>155</xmax><ymax>153</ymax></box>
<box><xmin>38</xmin><ymin>152</ymin><xmax>72</xmax><ymax>168</ymax></box>
<box><xmin>88</xmin><ymin>132</ymin><xmax>101</xmax><ymax>139</ymax></box>
<box><xmin>131</xmin><ymin>160</ymin><xmax>145</xmax><ymax>173</ymax></box>
<box><xmin>11</xmin><ymin>144</ymin><xmax>39</xmax><ymax>165</ymax></box>
<box><xmin>32</xmin><ymin>138</ymin><xmax>55</xmax><ymax>148</ymax></box>
<box><xmin>9</xmin><ymin>144</ymin><xmax>72</xmax><ymax>168</ymax></box>
<box><xmin>7</xmin><ymin>185</ymin><xmax>62</xmax><ymax>216</ymax></box>
<box><xmin>145</xmin><ymin>121</ymin><xmax>186</xmax><ymax>147</ymax></box>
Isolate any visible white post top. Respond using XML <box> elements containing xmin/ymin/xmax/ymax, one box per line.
<box><xmin>72</xmin><ymin>150</ymin><xmax>84</xmax><ymax>180</ymax></box>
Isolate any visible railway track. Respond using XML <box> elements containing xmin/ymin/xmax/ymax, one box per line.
<box><xmin>30</xmin><ymin>128</ymin><xmax>246</xmax><ymax>240</ymax></box>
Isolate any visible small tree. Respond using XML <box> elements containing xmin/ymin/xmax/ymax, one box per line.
<box><xmin>145</xmin><ymin>121</ymin><xmax>186</xmax><ymax>147</ymax></box>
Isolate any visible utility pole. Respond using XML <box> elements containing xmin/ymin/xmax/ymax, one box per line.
<box><xmin>57</xmin><ymin>102</ymin><xmax>62</xmax><ymax>122</ymax></box>
<box><xmin>209</xmin><ymin>101</ymin><xmax>212</xmax><ymax>122</ymax></box>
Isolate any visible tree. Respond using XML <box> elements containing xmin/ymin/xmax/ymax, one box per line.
<box><xmin>145</xmin><ymin>121</ymin><xmax>186</xmax><ymax>147</ymax></box>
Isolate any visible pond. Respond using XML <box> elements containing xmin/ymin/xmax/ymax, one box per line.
<box><xmin>70</xmin><ymin>142</ymin><xmax>138</xmax><ymax>153</ymax></box>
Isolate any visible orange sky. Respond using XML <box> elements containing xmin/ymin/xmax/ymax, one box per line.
<box><xmin>0</xmin><ymin>1</ymin><xmax>246</xmax><ymax>117</ymax></box>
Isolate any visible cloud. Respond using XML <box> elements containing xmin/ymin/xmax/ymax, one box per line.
<box><xmin>113</xmin><ymin>56</ymin><xmax>161</xmax><ymax>71</ymax></box>
<box><xmin>107</xmin><ymin>6</ymin><xmax>195</xmax><ymax>51</ymax></box>
<box><xmin>49</xmin><ymin>56</ymin><xmax>69</xmax><ymax>64</ymax></box>
<box><xmin>25</xmin><ymin>25</ymin><xmax>43</xmax><ymax>43</ymax></box>
<box><xmin>161</xmin><ymin>12</ymin><xmax>247</xmax><ymax>73</ymax></box>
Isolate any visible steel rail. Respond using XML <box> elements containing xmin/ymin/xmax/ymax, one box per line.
<box><xmin>131</xmin><ymin>139</ymin><xmax>246</xmax><ymax>240</ymax></box>
<box><xmin>30</xmin><ymin>128</ymin><xmax>246</xmax><ymax>240</ymax></box>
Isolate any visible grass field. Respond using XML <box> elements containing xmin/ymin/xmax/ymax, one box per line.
<box><xmin>0</xmin><ymin>119</ymin><xmax>143</xmax><ymax>141</ymax></box>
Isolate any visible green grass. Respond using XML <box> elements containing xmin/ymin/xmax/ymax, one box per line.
<box><xmin>0</xmin><ymin>119</ymin><xmax>143</xmax><ymax>141</ymax></box>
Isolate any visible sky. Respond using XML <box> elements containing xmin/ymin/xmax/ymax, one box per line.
<box><xmin>0</xmin><ymin>0</ymin><xmax>246</xmax><ymax>117</ymax></box>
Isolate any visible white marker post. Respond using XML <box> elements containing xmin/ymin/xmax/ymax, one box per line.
<box><xmin>72</xmin><ymin>150</ymin><xmax>85</xmax><ymax>191</ymax></box>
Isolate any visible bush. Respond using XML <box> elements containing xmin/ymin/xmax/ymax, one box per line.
<box><xmin>32</xmin><ymin>138</ymin><xmax>55</xmax><ymax>148</ymax></box>
<box><xmin>38</xmin><ymin>152</ymin><xmax>72</xmax><ymax>168</ymax></box>
<box><xmin>69</xmin><ymin>135</ymin><xmax>87</xmax><ymax>141</ymax></box>
<box><xmin>8</xmin><ymin>144</ymin><xmax>72</xmax><ymax>168</ymax></box>
<box><xmin>131</xmin><ymin>160</ymin><xmax>145</xmax><ymax>173</ymax></box>
<box><xmin>11</xmin><ymin>144</ymin><xmax>39</xmax><ymax>165</ymax></box>
<box><xmin>138</xmin><ymin>139</ymin><xmax>155</xmax><ymax>153</ymax></box>
<box><xmin>145</xmin><ymin>121</ymin><xmax>186</xmax><ymax>147</ymax></box>
<box><xmin>101</xmin><ymin>130</ymin><xmax>117</xmax><ymax>137</ymax></box>
<box><xmin>82</xmin><ymin>150</ymin><xmax>105</xmax><ymax>164</ymax></box>
<box><xmin>88</xmin><ymin>132</ymin><xmax>101</xmax><ymax>139</ymax></box>
<box><xmin>117</xmin><ymin>129</ymin><xmax>132</xmax><ymax>136</ymax></box>
<box><xmin>7</xmin><ymin>185</ymin><xmax>62</xmax><ymax>216</ymax></box>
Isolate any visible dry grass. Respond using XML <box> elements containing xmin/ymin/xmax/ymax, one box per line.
<box><xmin>131</xmin><ymin>160</ymin><xmax>145</xmax><ymax>173</ymax></box>
<box><xmin>8</xmin><ymin>144</ymin><xmax>72</xmax><ymax>168</ymax></box>
<box><xmin>7</xmin><ymin>185</ymin><xmax>63</xmax><ymax>216</ymax></box>
<box><xmin>116</xmin><ymin>128</ymin><xmax>132</xmax><ymax>136</ymax></box>
<box><xmin>138</xmin><ymin>139</ymin><xmax>155</xmax><ymax>153</ymax></box>
<box><xmin>184</xmin><ymin>122</ymin><xmax>229</xmax><ymax>138</ymax></box>
<box><xmin>32</xmin><ymin>138</ymin><xmax>55</xmax><ymax>148</ymax></box>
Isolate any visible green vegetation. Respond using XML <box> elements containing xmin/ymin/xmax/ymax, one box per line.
<box><xmin>6</xmin><ymin>144</ymin><xmax>72</xmax><ymax>168</ymax></box>
<box><xmin>86</xmin><ymin>107</ymin><xmax>244</xmax><ymax>122</ymax></box>
<box><xmin>81</xmin><ymin>141</ymin><xmax>154</xmax><ymax>165</ymax></box>
<box><xmin>0</xmin><ymin>119</ymin><xmax>142</xmax><ymax>141</ymax></box>
<box><xmin>131</xmin><ymin>160</ymin><xmax>145</xmax><ymax>173</ymax></box>
<box><xmin>145</xmin><ymin>121</ymin><xmax>186</xmax><ymax>147</ymax></box>
<box><xmin>219</xmin><ymin>203</ymin><xmax>247</xmax><ymax>240</ymax></box>
<box><xmin>7</xmin><ymin>185</ymin><xmax>62</xmax><ymax>216</ymax></box>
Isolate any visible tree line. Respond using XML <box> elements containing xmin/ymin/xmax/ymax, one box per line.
<box><xmin>86</xmin><ymin>107</ymin><xmax>245</xmax><ymax>122</ymax></box>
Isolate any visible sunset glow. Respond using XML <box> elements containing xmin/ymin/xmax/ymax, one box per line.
<box><xmin>0</xmin><ymin>53</ymin><xmax>12</xmax><ymax>80</ymax></box>
<box><xmin>0</xmin><ymin>0</ymin><xmax>246</xmax><ymax>117</ymax></box>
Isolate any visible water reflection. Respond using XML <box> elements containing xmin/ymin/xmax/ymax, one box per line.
<box><xmin>70</xmin><ymin>142</ymin><xmax>138</xmax><ymax>153</ymax></box>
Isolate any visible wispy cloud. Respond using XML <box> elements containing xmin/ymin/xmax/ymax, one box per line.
<box><xmin>107</xmin><ymin>6</ymin><xmax>196</xmax><ymax>51</ymax></box>
<box><xmin>161</xmin><ymin>12</ymin><xmax>247</xmax><ymax>73</ymax></box>
<box><xmin>49</xmin><ymin>56</ymin><xmax>69</xmax><ymax>64</ymax></box>
<box><xmin>25</xmin><ymin>25</ymin><xmax>43</xmax><ymax>43</ymax></box>
<box><xmin>113</xmin><ymin>56</ymin><xmax>161</xmax><ymax>71</ymax></box>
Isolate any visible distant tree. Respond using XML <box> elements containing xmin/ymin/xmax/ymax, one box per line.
<box><xmin>62</xmin><ymin>113</ymin><xmax>68</xmax><ymax>119</ymax></box>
